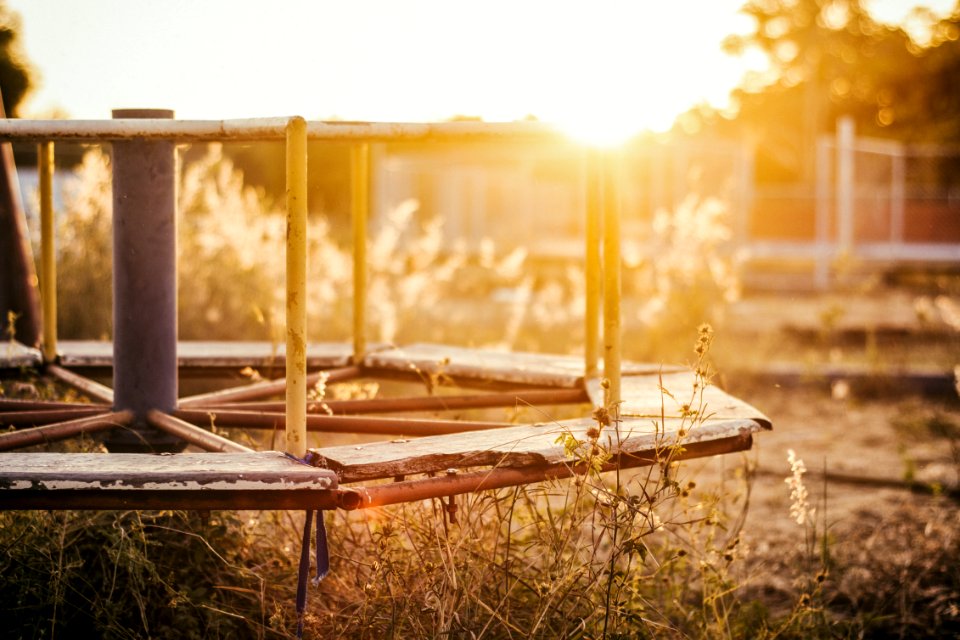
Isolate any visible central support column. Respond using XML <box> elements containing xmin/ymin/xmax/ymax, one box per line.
<box><xmin>105</xmin><ymin>108</ymin><xmax>182</xmax><ymax>452</ymax></box>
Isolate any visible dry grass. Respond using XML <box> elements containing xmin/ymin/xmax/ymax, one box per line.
<box><xmin>4</xmin><ymin>146</ymin><xmax>960</xmax><ymax>638</ymax></box>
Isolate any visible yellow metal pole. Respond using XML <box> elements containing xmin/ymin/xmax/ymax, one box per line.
<box><xmin>38</xmin><ymin>141</ymin><xmax>56</xmax><ymax>363</ymax></box>
<box><xmin>584</xmin><ymin>149</ymin><xmax>602</xmax><ymax>379</ymax></box>
<box><xmin>285</xmin><ymin>117</ymin><xmax>308</xmax><ymax>457</ymax></box>
<box><xmin>601</xmin><ymin>149</ymin><xmax>621</xmax><ymax>410</ymax></box>
<box><xmin>351</xmin><ymin>142</ymin><xmax>369</xmax><ymax>362</ymax></box>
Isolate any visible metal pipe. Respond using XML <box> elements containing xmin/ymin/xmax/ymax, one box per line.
<box><xmin>0</xmin><ymin>399</ymin><xmax>109</xmax><ymax>411</ymax></box>
<box><xmin>351</xmin><ymin>142</ymin><xmax>369</xmax><ymax>362</ymax></box>
<box><xmin>46</xmin><ymin>364</ymin><xmax>114</xmax><ymax>403</ymax></box>
<box><xmin>145</xmin><ymin>410</ymin><xmax>253</xmax><ymax>453</ymax></box>
<box><xmin>38</xmin><ymin>141</ymin><xmax>56</xmax><ymax>362</ymax></box>
<box><xmin>0</xmin><ymin>489</ymin><xmax>347</xmax><ymax>511</ymax></box>
<box><xmin>601</xmin><ymin>150</ymin><xmax>622</xmax><ymax>409</ymax></box>
<box><xmin>0</xmin><ymin>93</ymin><xmax>41</xmax><ymax>348</ymax></box>
<box><xmin>200</xmin><ymin>387</ymin><xmax>589</xmax><ymax>415</ymax></box>
<box><xmin>286</xmin><ymin>116</ymin><xmax>308</xmax><ymax>458</ymax></box>
<box><xmin>584</xmin><ymin>149</ymin><xmax>602</xmax><ymax>379</ymax></box>
<box><xmin>108</xmin><ymin>108</ymin><xmax>180</xmax><ymax>453</ymax></box>
<box><xmin>173</xmin><ymin>409</ymin><xmax>513</xmax><ymax>437</ymax></box>
<box><xmin>178</xmin><ymin>365</ymin><xmax>363</xmax><ymax>408</ymax></box>
<box><xmin>0</xmin><ymin>407</ymin><xmax>108</xmax><ymax>427</ymax></box>
<box><xmin>0</xmin><ymin>118</ymin><xmax>563</xmax><ymax>143</ymax></box>
<box><xmin>337</xmin><ymin>431</ymin><xmax>755</xmax><ymax>507</ymax></box>
<box><xmin>0</xmin><ymin>410</ymin><xmax>132</xmax><ymax>452</ymax></box>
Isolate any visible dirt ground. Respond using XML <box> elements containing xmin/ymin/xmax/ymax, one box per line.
<box><xmin>689</xmin><ymin>288</ymin><xmax>960</xmax><ymax>632</ymax></box>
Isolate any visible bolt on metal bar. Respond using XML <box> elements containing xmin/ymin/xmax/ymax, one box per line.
<box><xmin>38</xmin><ymin>141</ymin><xmax>56</xmax><ymax>363</ymax></box>
<box><xmin>0</xmin><ymin>410</ymin><xmax>131</xmax><ymax>452</ymax></box>
<box><xmin>351</xmin><ymin>142</ymin><xmax>370</xmax><ymax>362</ymax></box>
<box><xmin>146</xmin><ymin>410</ymin><xmax>253</xmax><ymax>453</ymax></box>
<box><xmin>601</xmin><ymin>151</ymin><xmax>622</xmax><ymax>409</ymax></box>
<box><xmin>285</xmin><ymin>116</ymin><xmax>308</xmax><ymax>458</ymax></box>
<box><xmin>584</xmin><ymin>149</ymin><xmax>602</xmax><ymax>379</ymax></box>
<box><xmin>0</xmin><ymin>118</ymin><xmax>563</xmax><ymax>143</ymax></box>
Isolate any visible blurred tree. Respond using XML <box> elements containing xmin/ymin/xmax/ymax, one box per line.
<box><xmin>685</xmin><ymin>0</ymin><xmax>960</xmax><ymax>182</ymax></box>
<box><xmin>0</xmin><ymin>0</ymin><xmax>33</xmax><ymax>116</ymax></box>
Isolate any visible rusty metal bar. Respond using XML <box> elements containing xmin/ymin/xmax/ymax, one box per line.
<box><xmin>0</xmin><ymin>410</ymin><xmax>132</xmax><ymax>452</ymax></box>
<box><xmin>145</xmin><ymin>410</ymin><xmax>253</xmax><ymax>454</ymax></box>
<box><xmin>340</xmin><ymin>431</ymin><xmax>755</xmax><ymax>508</ymax></box>
<box><xmin>351</xmin><ymin>142</ymin><xmax>369</xmax><ymax>362</ymax></box>
<box><xmin>0</xmin><ymin>95</ymin><xmax>41</xmax><ymax>348</ymax></box>
<box><xmin>601</xmin><ymin>150</ymin><xmax>622</xmax><ymax>409</ymax></box>
<box><xmin>46</xmin><ymin>364</ymin><xmax>115</xmax><ymax>403</ymax></box>
<box><xmin>173</xmin><ymin>409</ymin><xmax>512</xmax><ymax>437</ymax></box>
<box><xmin>38</xmin><ymin>141</ymin><xmax>57</xmax><ymax>362</ymax></box>
<box><xmin>0</xmin><ymin>407</ymin><xmax>108</xmax><ymax>427</ymax></box>
<box><xmin>0</xmin><ymin>119</ymin><xmax>562</xmax><ymax>143</ymax></box>
<box><xmin>0</xmin><ymin>399</ymin><xmax>109</xmax><ymax>411</ymax></box>
<box><xmin>201</xmin><ymin>387</ymin><xmax>589</xmax><ymax>415</ymax></box>
<box><xmin>0</xmin><ymin>488</ymin><xmax>347</xmax><ymax>511</ymax></box>
<box><xmin>285</xmin><ymin>116</ymin><xmax>309</xmax><ymax>458</ymax></box>
<box><xmin>178</xmin><ymin>365</ymin><xmax>363</xmax><ymax>408</ymax></box>
<box><xmin>0</xmin><ymin>432</ymin><xmax>753</xmax><ymax>511</ymax></box>
<box><xmin>584</xmin><ymin>149</ymin><xmax>602</xmax><ymax>379</ymax></box>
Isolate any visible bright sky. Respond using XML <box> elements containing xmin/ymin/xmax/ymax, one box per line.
<box><xmin>7</xmin><ymin>0</ymin><xmax>957</xmax><ymax>143</ymax></box>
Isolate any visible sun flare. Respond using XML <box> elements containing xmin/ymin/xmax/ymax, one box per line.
<box><xmin>13</xmin><ymin>0</ymin><xmax>759</xmax><ymax>136</ymax></box>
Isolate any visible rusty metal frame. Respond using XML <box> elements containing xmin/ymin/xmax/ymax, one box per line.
<box><xmin>0</xmin><ymin>116</ymin><xmax>657</xmax><ymax>511</ymax></box>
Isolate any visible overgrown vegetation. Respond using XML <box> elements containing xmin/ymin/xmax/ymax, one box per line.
<box><xmin>5</xmin><ymin>146</ymin><xmax>959</xmax><ymax>638</ymax></box>
<box><xmin>49</xmin><ymin>145</ymin><xmax>737</xmax><ymax>361</ymax></box>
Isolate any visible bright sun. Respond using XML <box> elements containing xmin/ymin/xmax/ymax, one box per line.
<box><xmin>338</xmin><ymin>1</ymin><xmax>753</xmax><ymax>147</ymax></box>
<box><xmin>13</xmin><ymin>0</ymin><xmax>757</xmax><ymax>138</ymax></box>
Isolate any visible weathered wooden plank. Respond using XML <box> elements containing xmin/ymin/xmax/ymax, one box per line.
<box><xmin>0</xmin><ymin>451</ymin><xmax>337</xmax><ymax>491</ymax></box>
<box><xmin>0</xmin><ymin>341</ymin><xmax>41</xmax><ymax>369</ymax></box>
<box><xmin>56</xmin><ymin>340</ymin><xmax>362</xmax><ymax>369</ymax></box>
<box><xmin>364</xmin><ymin>343</ymin><xmax>677</xmax><ymax>389</ymax></box>
<box><xmin>311</xmin><ymin>415</ymin><xmax>766</xmax><ymax>483</ymax></box>
<box><xmin>585</xmin><ymin>372</ymin><xmax>772</xmax><ymax>429</ymax></box>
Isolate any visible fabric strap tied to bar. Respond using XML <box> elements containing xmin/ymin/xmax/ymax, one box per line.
<box><xmin>286</xmin><ymin>452</ymin><xmax>331</xmax><ymax>639</ymax></box>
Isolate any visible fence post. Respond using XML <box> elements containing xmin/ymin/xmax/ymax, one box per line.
<box><xmin>890</xmin><ymin>146</ymin><xmax>906</xmax><ymax>245</ymax></box>
<box><xmin>814</xmin><ymin>135</ymin><xmax>832</xmax><ymax>290</ymax></box>
<box><xmin>106</xmin><ymin>108</ymin><xmax>181</xmax><ymax>452</ymax></box>
<box><xmin>836</xmin><ymin>116</ymin><xmax>855</xmax><ymax>257</ymax></box>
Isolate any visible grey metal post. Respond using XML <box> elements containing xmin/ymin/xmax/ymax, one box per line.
<box><xmin>814</xmin><ymin>136</ymin><xmax>832</xmax><ymax>290</ymax></box>
<box><xmin>836</xmin><ymin>116</ymin><xmax>855</xmax><ymax>255</ymax></box>
<box><xmin>105</xmin><ymin>108</ymin><xmax>182</xmax><ymax>452</ymax></box>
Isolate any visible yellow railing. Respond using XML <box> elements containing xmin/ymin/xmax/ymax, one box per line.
<box><xmin>38</xmin><ymin>141</ymin><xmax>56</xmax><ymax>363</ymax></box>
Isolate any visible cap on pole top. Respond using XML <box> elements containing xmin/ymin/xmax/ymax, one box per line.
<box><xmin>112</xmin><ymin>109</ymin><xmax>175</xmax><ymax>119</ymax></box>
